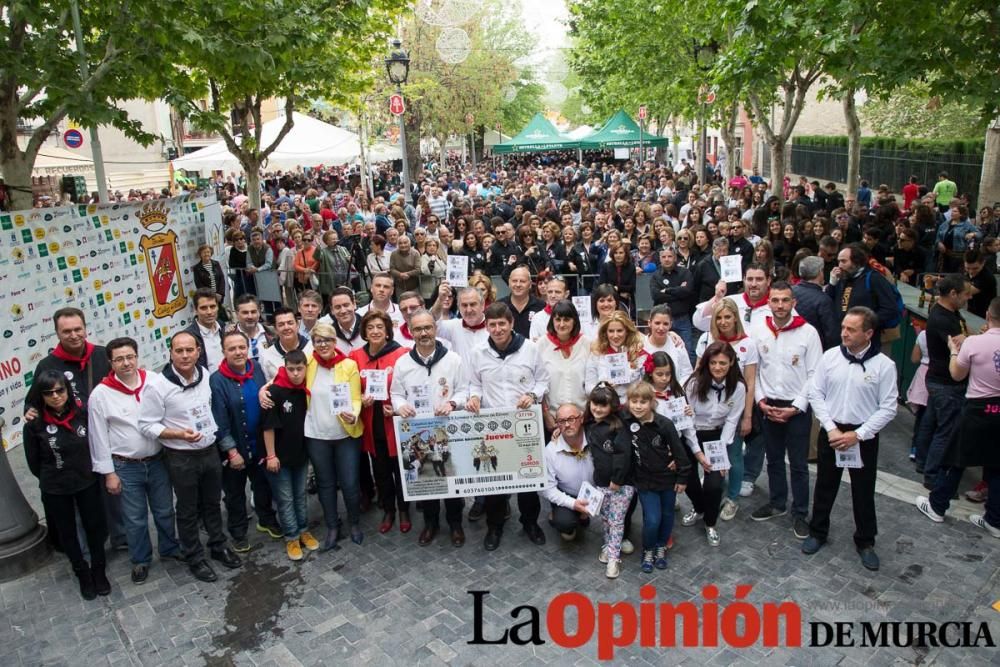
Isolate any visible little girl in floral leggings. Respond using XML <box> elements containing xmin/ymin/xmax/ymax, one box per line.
<box><xmin>584</xmin><ymin>383</ymin><xmax>634</xmax><ymax>579</ymax></box>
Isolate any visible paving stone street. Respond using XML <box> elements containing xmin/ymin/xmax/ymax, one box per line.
<box><xmin>2</xmin><ymin>408</ymin><xmax>998</xmax><ymax>666</ymax></box>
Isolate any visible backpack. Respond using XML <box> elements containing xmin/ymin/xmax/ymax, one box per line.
<box><xmin>864</xmin><ymin>259</ymin><xmax>904</xmax><ymax>335</ymax></box>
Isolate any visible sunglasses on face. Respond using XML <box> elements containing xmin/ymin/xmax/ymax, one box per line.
<box><xmin>43</xmin><ymin>387</ymin><xmax>68</xmax><ymax>396</ymax></box>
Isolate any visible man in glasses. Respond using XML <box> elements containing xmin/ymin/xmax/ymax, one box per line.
<box><xmin>728</xmin><ymin>220</ymin><xmax>755</xmax><ymax>271</ymax></box>
<box><xmin>540</xmin><ymin>404</ymin><xmax>595</xmax><ymax>544</ymax></box>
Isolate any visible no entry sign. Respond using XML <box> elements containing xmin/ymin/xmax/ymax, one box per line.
<box><xmin>63</xmin><ymin>128</ymin><xmax>84</xmax><ymax>149</ymax></box>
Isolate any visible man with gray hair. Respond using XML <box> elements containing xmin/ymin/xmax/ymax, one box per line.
<box><xmin>692</xmin><ymin>237</ymin><xmax>735</xmax><ymax>303</ymax></box>
<box><xmin>792</xmin><ymin>255</ymin><xmax>839</xmax><ymax>349</ymax></box>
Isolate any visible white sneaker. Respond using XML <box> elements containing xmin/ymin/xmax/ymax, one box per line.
<box><xmin>598</xmin><ymin>545</ymin><xmax>609</xmax><ymax>563</ymax></box>
<box><xmin>620</xmin><ymin>538</ymin><xmax>634</xmax><ymax>555</ymax></box>
<box><xmin>969</xmin><ymin>514</ymin><xmax>1000</xmax><ymax>538</ymax></box>
<box><xmin>681</xmin><ymin>509</ymin><xmax>703</xmax><ymax>526</ymax></box>
<box><xmin>915</xmin><ymin>495</ymin><xmax>944</xmax><ymax>523</ymax></box>
<box><xmin>739</xmin><ymin>481</ymin><xmax>754</xmax><ymax>497</ymax></box>
<box><xmin>605</xmin><ymin>558</ymin><xmax>621</xmax><ymax>579</ymax></box>
<box><xmin>706</xmin><ymin>527</ymin><xmax>720</xmax><ymax>547</ymax></box>
<box><xmin>720</xmin><ymin>498</ymin><xmax>739</xmax><ymax>521</ymax></box>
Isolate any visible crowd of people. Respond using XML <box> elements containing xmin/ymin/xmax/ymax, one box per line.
<box><xmin>20</xmin><ymin>154</ymin><xmax>999</xmax><ymax>600</ymax></box>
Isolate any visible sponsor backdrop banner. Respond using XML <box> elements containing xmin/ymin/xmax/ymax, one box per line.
<box><xmin>394</xmin><ymin>405</ymin><xmax>547</xmax><ymax>501</ymax></box>
<box><xmin>0</xmin><ymin>193</ymin><xmax>222</xmax><ymax>450</ymax></box>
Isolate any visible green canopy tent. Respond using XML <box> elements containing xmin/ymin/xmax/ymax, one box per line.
<box><xmin>492</xmin><ymin>113</ymin><xmax>579</xmax><ymax>154</ymax></box>
<box><xmin>578</xmin><ymin>110</ymin><xmax>668</xmax><ymax>149</ymax></box>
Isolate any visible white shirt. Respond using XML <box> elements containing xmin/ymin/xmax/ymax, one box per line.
<box><xmin>258</xmin><ymin>338</ymin><xmax>313</xmax><ymax>381</ymax></box>
<box><xmin>537</xmin><ymin>335</ymin><xmax>591</xmax><ymax>411</ymax></box>
<box><xmin>138</xmin><ymin>367</ymin><xmax>218</xmax><ymax>451</ymax></box>
<box><xmin>692</xmin><ymin>293</ymin><xmax>774</xmax><ymax>332</ymax></box>
<box><xmin>583</xmin><ymin>345</ymin><xmax>647</xmax><ymax>402</ymax></box>
<box><xmin>357</xmin><ymin>301</ymin><xmax>405</xmax><ymax>332</ymax></box>
<box><xmin>529</xmin><ymin>309</ymin><xmax>551</xmax><ymax>341</ymax></box>
<box><xmin>749</xmin><ymin>318</ymin><xmax>823</xmax><ymax>412</ymax></box>
<box><xmin>236</xmin><ymin>323</ymin><xmax>269</xmax><ymax>361</ymax></box>
<box><xmin>685</xmin><ymin>380</ymin><xmax>746</xmax><ymax>447</ymax></box>
<box><xmin>541</xmin><ymin>433</ymin><xmax>594</xmax><ymax>509</ymax></box>
<box><xmin>468</xmin><ymin>336</ymin><xmax>549</xmax><ymax>409</ymax></box>
<box><xmin>317</xmin><ymin>315</ymin><xmax>365</xmax><ymax>356</ymax></box>
<box><xmin>391</xmin><ymin>348</ymin><xmax>467</xmax><ymax>413</ymax></box>
<box><xmin>198</xmin><ymin>321</ymin><xmax>225</xmax><ymax>370</ymax></box>
<box><xmin>88</xmin><ymin>375</ymin><xmax>160</xmax><ymax>473</ymax></box>
<box><xmin>695</xmin><ymin>333</ymin><xmax>760</xmax><ymax>373</ymax></box>
<box><xmin>435</xmin><ymin>318</ymin><xmax>486</xmax><ymax>366</ymax></box>
<box><xmin>304</xmin><ymin>365</ymin><xmax>350</xmax><ymax>440</ymax></box>
<box><xmin>644</xmin><ymin>335</ymin><xmax>694</xmax><ymax>385</ymax></box>
<box><xmin>808</xmin><ymin>346</ymin><xmax>898</xmax><ymax>442</ymax></box>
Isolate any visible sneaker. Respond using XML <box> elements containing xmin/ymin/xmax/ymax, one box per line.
<box><xmin>739</xmin><ymin>481</ymin><xmax>754</xmax><ymax>497</ymax></box>
<box><xmin>654</xmin><ymin>546</ymin><xmax>668</xmax><ymax>569</ymax></box>
<box><xmin>681</xmin><ymin>509</ymin><xmax>703</xmax><ymax>526</ymax></box>
<box><xmin>560</xmin><ymin>529</ymin><xmax>577</xmax><ymax>542</ymax></box>
<box><xmin>620</xmin><ymin>538</ymin><xmax>634</xmax><ymax>555</ymax></box>
<box><xmin>915</xmin><ymin>495</ymin><xmax>944</xmax><ymax>523</ymax></box>
<box><xmin>256</xmin><ymin>523</ymin><xmax>283</xmax><ymax>540</ymax></box>
<box><xmin>908</xmin><ymin>446</ymin><xmax>917</xmax><ymax>461</ymax></box>
<box><xmin>598</xmin><ymin>546</ymin><xmax>609</xmax><ymax>564</ymax></box>
<box><xmin>969</xmin><ymin>514</ymin><xmax>1000</xmax><ymax>538</ymax></box>
<box><xmin>605</xmin><ymin>559</ymin><xmax>621</xmax><ymax>579</ymax></box>
<box><xmin>286</xmin><ymin>540</ymin><xmax>303</xmax><ymax>561</ymax></box>
<box><xmin>720</xmin><ymin>498</ymin><xmax>739</xmax><ymax>521</ymax></box>
<box><xmin>640</xmin><ymin>550</ymin><xmax>655</xmax><ymax>573</ymax></box>
<box><xmin>299</xmin><ymin>531</ymin><xmax>320</xmax><ymax>551</ymax></box>
<box><xmin>801</xmin><ymin>536</ymin><xmax>823</xmax><ymax>555</ymax></box>
<box><xmin>751</xmin><ymin>504</ymin><xmax>788</xmax><ymax>521</ymax></box>
<box><xmin>965</xmin><ymin>481</ymin><xmax>988</xmax><ymax>504</ymax></box>
<box><xmin>793</xmin><ymin>516</ymin><xmax>810</xmax><ymax>540</ymax></box>
<box><xmin>706</xmin><ymin>527</ymin><xmax>720</xmax><ymax>547</ymax></box>
<box><xmin>231</xmin><ymin>537</ymin><xmax>251</xmax><ymax>553</ymax></box>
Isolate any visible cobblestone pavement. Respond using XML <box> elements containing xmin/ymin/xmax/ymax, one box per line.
<box><xmin>2</xmin><ymin>409</ymin><xmax>998</xmax><ymax>666</ymax></box>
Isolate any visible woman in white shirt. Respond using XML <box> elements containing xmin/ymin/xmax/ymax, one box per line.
<box><xmin>537</xmin><ymin>300</ymin><xmax>591</xmax><ymax>433</ymax></box>
<box><xmin>304</xmin><ymin>322</ymin><xmax>364</xmax><ymax>550</ymax></box>
<box><xmin>419</xmin><ymin>238</ymin><xmax>446</xmax><ymax>304</ymax></box>
<box><xmin>683</xmin><ymin>342</ymin><xmax>746</xmax><ymax>547</ymax></box>
<box><xmin>584</xmin><ymin>311</ymin><xmax>647</xmax><ymax>402</ymax></box>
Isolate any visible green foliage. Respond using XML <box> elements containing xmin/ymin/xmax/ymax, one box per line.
<box><xmin>860</xmin><ymin>82</ymin><xmax>991</xmax><ymax>141</ymax></box>
<box><xmin>793</xmin><ymin>135</ymin><xmax>985</xmax><ymax>155</ymax></box>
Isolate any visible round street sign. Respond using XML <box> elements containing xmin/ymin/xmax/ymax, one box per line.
<box><xmin>64</xmin><ymin>128</ymin><xmax>84</xmax><ymax>149</ymax></box>
<box><xmin>389</xmin><ymin>94</ymin><xmax>405</xmax><ymax>116</ymax></box>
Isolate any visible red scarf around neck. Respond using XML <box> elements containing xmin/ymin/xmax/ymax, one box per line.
<box><xmin>462</xmin><ymin>317</ymin><xmax>487</xmax><ymax>331</ymax></box>
<box><xmin>743</xmin><ymin>291</ymin><xmax>769</xmax><ymax>310</ymax></box>
<box><xmin>43</xmin><ymin>406</ymin><xmax>78</xmax><ymax>432</ymax></box>
<box><xmin>312</xmin><ymin>349</ymin><xmax>347</xmax><ymax>369</ymax></box>
<box><xmin>272</xmin><ymin>366</ymin><xmax>310</xmax><ymax>396</ymax></box>
<box><xmin>717</xmin><ymin>332</ymin><xmax>747</xmax><ymax>344</ymax></box>
<box><xmin>100</xmin><ymin>370</ymin><xmax>146</xmax><ymax>402</ymax></box>
<box><xmin>547</xmin><ymin>332</ymin><xmax>581</xmax><ymax>358</ymax></box>
<box><xmin>544</xmin><ymin>304</ymin><xmax>553</xmax><ymax>315</ymax></box>
<box><xmin>52</xmin><ymin>342</ymin><xmax>95</xmax><ymax>371</ymax></box>
<box><xmin>399</xmin><ymin>323</ymin><xmax>413</xmax><ymax>340</ymax></box>
<box><xmin>654</xmin><ymin>389</ymin><xmax>674</xmax><ymax>400</ymax></box>
<box><xmin>765</xmin><ymin>315</ymin><xmax>808</xmax><ymax>338</ymax></box>
<box><xmin>218</xmin><ymin>360</ymin><xmax>255</xmax><ymax>383</ymax></box>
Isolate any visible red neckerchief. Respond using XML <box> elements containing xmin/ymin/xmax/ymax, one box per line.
<box><xmin>743</xmin><ymin>291</ymin><xmax>769</xmax><ymax>311</ymax></box>
<box><xmin>399</xmin><ymin>323</ymin><xmax>413</xmax><ymax>341</ymax></box>
<box><xmin>312</xmin><ymin>349</ymin><xmax>347</xmax><ymax>369</ymax></box>
<box><xmin>655</xmin><ymin>389</ymin><xmax>673</xmax><ymax>400</ymax></box>
<box><xmin>52</xmin><ymin>342</ymin><xmax>95</xmax><ymax>371</ymax></box>
<box><xmin>544</xmin><ymin>304</ymin><xmax>553</xmax><ymax>315</ymax></box>
<box><xmin>272</xmin><ymin>366</ymin><xmax>310</xmax><ymax>397</ymax></box>
<box><xmin>717</xmin><ymin>332</ymin><xmax>747</xmax><ymax>344</ymax></box>
<box><xmin>100</xmin><ymin>370</ymin><xmax>146</xmax><ymax>402</ymax></box>
<box><xmin>547</xmin><ymin>332</ymin><xmax>581</xmax><ymax>358</ymax></box>
<box><xmin>765</xmin><ymin>315</ymin><xmax>808</xmax><ymax>338</ymax></box>
<box><xmin>43</xmin><ymin>406</ymin><xmax>78</xmax><ymax>433</ymax></box>
<box><xmin>218</xmin><ymin>360</ymin><xmax>255</xmax><ymax>384</ymax></box>
<box><xmin>462</xmin><ymin>318</ymin><xmax>486</xmax><ymax>331</ymax></box>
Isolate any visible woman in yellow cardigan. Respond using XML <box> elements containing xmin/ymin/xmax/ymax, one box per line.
<box><xmin>304</xmin><ymin>322</ymin><xmax>364</xmax><ymax>551</ymax></box>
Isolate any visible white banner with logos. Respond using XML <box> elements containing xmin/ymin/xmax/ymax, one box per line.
<box><xmin>0</xmin><ymin>193</ymin><xmax>222</xmax><ymax>450</ymax></box>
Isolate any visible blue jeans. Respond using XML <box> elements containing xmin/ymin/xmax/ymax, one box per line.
<box><xmin>306</xmin><ymin>437</ymin><xmax>361</xmax><ymax>530</ymax></box>
<box><xmin>637</xmin><ymin>488</ymin><xmax>677</xmax><ymax>551</ymax></box>
<box><xmin>763</xmin><ymin>409</ymin><xmax>811</xmax><ymax>518</ymax></box>
<box><xmin>114</xmin><ymin>456</ymin><xmax>180</xmax><ymax>565</ymax></box>
<box><xmin>671</xmin><ymin>314</ymin><xmax>696</xmax><ymax>365</ymax></box>
<box><xmin>917</xmin><ymin>382</ymin><xmax>965</xmax><ymax>483</ymax></box>
<box><xmin>726</xmin><ymin>433</ymin><xmax>745</xmax><ymax>500</ymax></box>
<box><xmin>742</xmin><ymin>406</ymin><xmax>766</xmax><ymax>484</ymax></box>
<box><xmin>267</xmin><ymin>463</ymin><xmax>309</xmax><ymax>539</ymax></box>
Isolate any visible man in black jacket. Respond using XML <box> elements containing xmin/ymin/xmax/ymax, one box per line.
<box><xmin>792</xmin><ymin>256</ymin><xmax>839</xmax><ymax>349</ymax></box>
<box><xmin>650</xmin><ymin>247</ymin><xmax>695</xmax><ymax>350</ymax></box>
<box><xmin>183</xmin><ymin>288</ymin><xmax>225</xmax><ymax>371</ymax></box>
<box><xmin>693</xmin><ymin>237</ymin><xmax>740</xmax><ymax>303</ymax></box>
<box><xmin>829</xmin><ymin>244</ymin><xmax>899</xmax><ymax>338</ymax></box>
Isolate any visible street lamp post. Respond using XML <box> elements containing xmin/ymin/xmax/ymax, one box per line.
<box><xmin>692</xmin><ymin>40</ymin><xmax>718</xmax><ymax>186</ymax></box>
<box><xmin>385</xmin><ymin>39</ymin><xmax>411</xmax><ymax>203</ymax></box>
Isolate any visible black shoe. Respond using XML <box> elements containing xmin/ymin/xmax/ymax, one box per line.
<box><xmin>131</xmin><ymin>564</ymin><xmax>149</xmax><ymax>585</ymax></box>
<box><xmin>524</xmin><ymin>523</ymin><xmax>546</xmax><ymax>545</ymax></box>
<box><xmin>750</xmin><ymin>504</ymin><xmax>788</xmax><ymax>521</ymax></box>
<box><xmin>74</xmin><ymin>566</ymin><xmax>97</xmax><ymax>600</ymax></box>
<box><xmin>92</xmin><ymin>565</ymin><xmax>112</xmax><ymax>596</ymax></box>
<box><xmin>801</xmin><ymin>536</ymin><xmax>824</xmax><ymax>555</ymax></box>
<box><xmin>189</xmin><ymin>560</ymin><xmax>218</xmax><ymax>582</ymax></box>
<box><xmin>468</xmin><ymin>502</ymin><xmax>485</xmax><ymax>522</ymax></box>
<box><xmin>451</xmin><ymin>528</ymin><xmax>465</xmax><ymax>548</ymax></box>
<box><xmin>857</xmin><ymin>547</ymin><xmax>880</xmax><ymax>571</ymax></box>
<box><xmin>231</xmin><ymin>537</ymin><xmax>251</xmax><ymax>553</ymax></box>
<box><xmin>418</xmin><ymin>525</ymin><xmax>438</xmax><ymax>546</ymax></box>
<box><xmin>793</xmin><ymin>516</ymin><xmax>810</xmax><ymax>540</ymax></box>
<box><xmin>210</xmin><ymin>548</ymin><xmax>243</xmax><ymax>569</ymax></box>
<box><xmin>484</xmin><ymin>529</ymin><xmax>501</xmax><ymax>551</ymax></box>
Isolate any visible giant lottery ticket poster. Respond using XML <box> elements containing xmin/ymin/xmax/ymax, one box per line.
<box><xmin>394</xmin><ymin>405</ymin><xmax>547</xmax><ymax>501</ymax></box>
<box><xmin>0</xmin><ymin>193</ymin><xmax>222</xmax><ymax>450</ymax></box>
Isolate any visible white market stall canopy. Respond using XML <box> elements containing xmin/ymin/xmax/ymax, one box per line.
<box><xmin>172</xmin><ymin>112</ymin><xmax>364</xmax><ymax>172</ymax></box>
<box><xmin>564</xmin><ymin>125</ymin><xmax>594</xmax><ymax>141</ymax></box>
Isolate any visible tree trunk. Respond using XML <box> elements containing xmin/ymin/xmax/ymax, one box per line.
<box><xmin>404</xmin><ymin>113</ymin><xmax>422</xmax><ymax>183</ymax></box>
<box><xmin>978</xmin><ymin>122</ymin><xmax>1000</xmax><ymax>211</ymax></box>
<box><xmin>1</xmin><ymin>150</ymin><xmax>35</xmax><ymax>211</ymax></box>
<box><xmin>718</xmin><ymin>102</ymin><xmax>739</xmax><ymax>182</ymax></box>
<box><xmin>243</xmin><ymin>157</ymin><xmax>262</xmax><ymax>210</ymax></box>
<box><xmin>843</xmin><ymin>91</ymin><xmax>861</xmax><ymax>196</ymax></box>
<box><xmin>770</xmin><ymin>140</ymin><xmax>787</xmax><ymax>205</ymax></box>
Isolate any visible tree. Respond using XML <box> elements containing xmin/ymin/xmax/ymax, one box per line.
<box><xmin>859</xmin><ymin>82</ymin><xmax>989</xmax><ymax>141</ymax></box>
<box><xmin>0</xmin><ymin>0</ymin><xmax>193</xmax><ymax>209</ymax></box>
<box><xmin>169</xmin><ymin>0</ymin><xmax>405</xmax><ymax>209</ymax></box>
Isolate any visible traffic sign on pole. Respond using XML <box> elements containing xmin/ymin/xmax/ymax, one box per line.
<box><xmin>638</xmin><ymin>105</ymin><xmax>647</xmax><ymax>121</ymax></box>
<box><xmin>63</xmin><ymin>128</ymin><xmax>84</xmax><ymax>149</ymax></box>
<box><xmin>389</xmin><ymin>94</ymin><xmax>405</xmax><ymax>116</ymax></box>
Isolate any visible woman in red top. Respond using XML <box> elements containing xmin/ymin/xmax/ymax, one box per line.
<box><xmin>293</xmin><ymin>233</ymin><xmax>318</xmax><ymax>294</ymax></box>
<box><xmin>349</xmin><ymin>311</ymin><xmax>411</xmax><ymax>534</ymax></box>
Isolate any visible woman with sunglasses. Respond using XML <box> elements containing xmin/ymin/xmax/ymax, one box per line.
<box><xmin>675</xmin><ymin>230</ymin><xmax>695</xmax><ymax>269</ymax></box>
<box><xmin>24</xmin><ymin>370</ymin><xmax>109</xmax><ymax>600</ymax></box>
